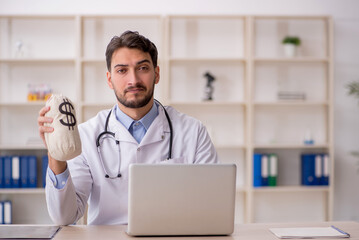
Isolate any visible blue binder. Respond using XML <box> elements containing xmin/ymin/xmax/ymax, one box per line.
<box><xmin>28</xmin><ymin>156</ymin><xmax>37</xmax><ymax>188</ymax></box>
<box><xmin>301</xmin><ymin>154</ymin><xmax>318</xmax><ymax>186</ymax></box>
<box><xmin>42</xmin><ymin>155</ymin><xmax>49</xmax><ymax>188</ymax></box>
<box><xmin>0</xmin><ymin>201</ymin><xmax>3</xmax><ymax>224</ymax></box>
<box><xmin>3</xmin><ymin>156</ymin><xmax>12</xmax><ymax>188</ymax></box>
<box><xmin>253</xmin><ymin>153</ymin><xmax>262</xmax><ymax>187</ymax></box>
<box><xmin>20</xmin><ymin>156</ymin><xmax>29</xmax><ymax>188</ymax></box>
<box><xmin>0</xmin><ymin>156</ymin><xmax>4</xmax><ymax>188</ymax></box>
<box><xmin>11</xmin><ymin>156</ymin><xmax>21</xmax><ymax>188</ymax></box>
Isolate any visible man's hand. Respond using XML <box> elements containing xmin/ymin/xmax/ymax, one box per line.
<box><xmin>38</xmin><ymin>106</ymin><xmax>67</xmax><ymax>174</ymax></box>
<box><xmin>38</xmin><ymin>106</ymin><xmax>53</xmax><ymax>147</ymax></box>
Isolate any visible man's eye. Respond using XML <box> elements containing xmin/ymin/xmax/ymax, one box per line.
<box><xmin>138</xmin><ymin>66</ymin><xmax>149</xmax><ymax>71</ymax></box>
<box><xmin>117</xmin><ymin>69</ymin><xmax>127</xmax><ymax>74</ymax></box>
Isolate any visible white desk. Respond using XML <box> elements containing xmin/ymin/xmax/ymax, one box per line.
<box><xmin>53</xmin><ymin>222</ymin><xmax>359</xmax><ymax>240</ymax></box>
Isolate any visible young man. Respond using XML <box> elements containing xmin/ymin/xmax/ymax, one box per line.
<box><xmin>38</xmin><ymin>31</ymin><xmax>218</xmax><ymax>225</ymax></box>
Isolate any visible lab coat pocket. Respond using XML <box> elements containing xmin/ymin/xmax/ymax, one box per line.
<box><xmin>159</xmin><ymin>156</ymin><xmax>186</xmax><ymax>164</ymax></box>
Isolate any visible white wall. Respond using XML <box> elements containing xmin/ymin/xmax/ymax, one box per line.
<box><xmin>1</xmin><ymin>0</ymin><xmax>359</xmax><ymax>221</ymax></box>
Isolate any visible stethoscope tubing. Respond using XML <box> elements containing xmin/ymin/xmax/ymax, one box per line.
<box><xmin>96</xmin><ymin>99</ymin><xmax>173</xmax><ymax>178</ymax></box>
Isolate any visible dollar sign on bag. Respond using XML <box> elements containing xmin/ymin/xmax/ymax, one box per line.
<box><xmin>59</xmin><ymin>98</ymin><xmax>76</xmax><ymax>130</ymax></box>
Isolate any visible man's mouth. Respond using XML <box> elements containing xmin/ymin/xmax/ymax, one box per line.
<box><xmin>125</xmin><ymin>86</ymin><xmax>146</xmax><ymax>94</ymax></box>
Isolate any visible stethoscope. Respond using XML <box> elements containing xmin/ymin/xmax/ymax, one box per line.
<box><xmin>96</xmin><ymin>99</ymin><xmax>173</xmax><ymax>179</ymax></box>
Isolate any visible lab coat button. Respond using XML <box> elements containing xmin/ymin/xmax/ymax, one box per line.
<box><xmin>137</xmin><ymin>148</ymin><xmax>140</xmax><ymax>152</ymax></box>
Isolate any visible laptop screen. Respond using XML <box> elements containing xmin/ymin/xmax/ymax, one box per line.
<box><xmin>127</xmin><ymin>163</ymin><xmax>237</xmax><ymax>236</ymax></box>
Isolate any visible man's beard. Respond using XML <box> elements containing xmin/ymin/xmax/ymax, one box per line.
<box><xmin>114</xmin><ymin>81</ymin><xmax>155</xmax><ymax>108</ymax></box>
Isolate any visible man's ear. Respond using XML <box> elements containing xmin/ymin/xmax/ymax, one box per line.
<box><xmin>106</xmin><ymin>71</ymin><xmax>114</xmax><ymax>89</ymax></box>
<box><xmin>155</xmin><ymin>66</ymin><xmax>160</xmax><ymax>84</ymax></box>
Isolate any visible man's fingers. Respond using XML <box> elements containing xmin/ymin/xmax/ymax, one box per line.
<box><xmin>39</xmin><ymin>125</ymin><xmax>54</xmax><ymax>134</ymax></box>
<box><xmin>38</xmin><ymin>106</ymin><xmax>53</xmax><ymax>126</ymax></box>
<box><xmin>38</xmin><ymin>116</ymin><xmax>53</xmax><ymax>125</ymax></box>
<box><xmin>39</xmin><ymin>105</ymin><xmax>50</xmax><ymax>116</ymax></box>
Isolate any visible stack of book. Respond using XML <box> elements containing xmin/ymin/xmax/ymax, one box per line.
<box><xmin>0</xmin><ymin>155</ymin><xmax>49</xmax><ymax>189</ymax></box>
<box><xmin>301</xmin><ymin>153</ymin><xmax>329</xmax><ymax>186</ymax></box>
<box><xmin>253</xmin><ymin>153</ymin><xmax>278</xmax><ymax>187</ymax></box>
<box><xmin>278</xmin><ymin>91</ymin><xmax>306</xmax><ymax>100</ymax></box>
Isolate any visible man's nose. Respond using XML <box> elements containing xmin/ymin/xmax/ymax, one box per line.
<box><xmin>127</xmin><ymin>69</ymin><xmax>140</xmax><ymax>85</ymax></box>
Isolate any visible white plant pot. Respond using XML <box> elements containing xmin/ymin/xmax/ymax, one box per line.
<box><xmin>283</xmin><ymin>44</ymin><xmax>297</xmax><ymax>57</ymax></box>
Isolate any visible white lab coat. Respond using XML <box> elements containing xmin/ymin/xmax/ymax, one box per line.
<box><xmin>46</xmin><ymin>104</ymin><xmax>218</xmax><ymax>225</ymax></box>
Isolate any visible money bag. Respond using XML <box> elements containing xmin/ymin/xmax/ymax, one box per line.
<box><xmin>44</xmin><ymin>94</ymin><xmax>82</xmax><ymax>161</ymax></box>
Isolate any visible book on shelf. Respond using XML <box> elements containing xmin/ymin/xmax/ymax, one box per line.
<box><xmin>277</xmin><ymin>91</ymin><xmax>306</xmax><ymax>101</ymax></box>
<box><xmin>42</xmin><ymin>155</ymin><xmax>48</xmax><ymax>188</ymax></box>
<box><xmin>253</xmin><ymin>153</ymin><xmax>278</xmax><ymax>187</ymax></box>
<box><xmin>0</xmin><ymin>155</ymin><xmax>38</xmax><ymax>188</ymax></box>
<box><xmin>301</xmin><ymin>153</ymin><xmax>329</xmax><ymax>186</ymax></box>
<box><xmin>0</xmin><ymin>200</ymin><xmax>12</xmax><ymax>224</ymax></box>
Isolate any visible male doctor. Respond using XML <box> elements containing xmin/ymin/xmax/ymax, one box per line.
<box><xmin>38</xmin><ymin>31</ymin><xmax>218</xmax><ymax>225</ymax></box>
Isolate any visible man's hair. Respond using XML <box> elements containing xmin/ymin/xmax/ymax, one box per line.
<box><xmin>105</xmin><ymin>31</ymin><xmax>158</xmax><ymax>71</ymax></box>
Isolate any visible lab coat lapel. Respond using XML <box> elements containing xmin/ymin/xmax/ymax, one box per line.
<box><xmin>139</xmin><ymin>106</ymin><xmax>170</xmax><ymax>147</ymax></box>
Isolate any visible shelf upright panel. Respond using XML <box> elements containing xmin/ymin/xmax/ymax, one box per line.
<box><xmin>245</xmin><ymin>15</ymin><xmax>255</xmax><ymax>224</ymax></box>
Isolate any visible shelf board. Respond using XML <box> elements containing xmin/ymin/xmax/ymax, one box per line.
<box><xmin>0</xmin><ymin>58</ymin><xmax>75</xmax><ymax>63</ymax></box>
<box><xmin>254</xmin><ymin>101</ymin><xmax>329</xmax><ymax>107</ymax></box>
<box><xmin>0</xmin><ymin>101</ymin><xmax>46</xmax><ymax>107</ymax></box>
<box><xmin>215</xmin><ymin>144</ymin><xmax>246</xmax><ymax>150</ymax></box>
<box><xmin>169</xmin><ymin>101</ymin><xmax>246</xmax><ymax>107</ymax></box>
<box><xmin>254</xmin><ymin>57</ymin><xmax>329</xmax><ymax>63</ymax></box>
<box><xmin>81</xmin><ymin>58</ymin><xmax>105</xmax><ymax>63</ymax></box>
<box><xmin>169</xmin><ymin>57</ymin><xmax>246</xmax><ymax>62</ymax></box>
<box><xmin>0</xmin><ymin>144</ymin><xmax>46</xmax><ymax>150</ymax></box>
<box><xmin>0</xmin><ymin>188</ymin><xmax>45</xmax><ymax>194</ymax></box>
<box><xmin>252</xmin><ymin>186</ymin><xmax>329</xmax><ymax>193</ymax></box>
<box><xmin>253</xmin><ymin>143</ymin><xmax>329</xmax><ymax>149</ymax></box>
<box><xmin>253</xmin><ymin>15</ymin><xmax>331</xmax><ymax>21</ymax></box>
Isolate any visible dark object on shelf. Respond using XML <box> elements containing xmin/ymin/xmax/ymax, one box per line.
<box><xmin>203</xmin><ymin>72</ymin><xmax>216</xmax><ymax>101</ymax></box>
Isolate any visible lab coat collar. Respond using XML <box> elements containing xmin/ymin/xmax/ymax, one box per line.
<box><xmin>107</xmin><ymin>104</ymin><xmax>170</xmax><ymax>145</ymax></box>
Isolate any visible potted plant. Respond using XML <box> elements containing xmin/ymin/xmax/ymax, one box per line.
<box><xmin>282</xmin><ymin>36</ymin><xmax>301</xmax><ymax>57</ymax></box>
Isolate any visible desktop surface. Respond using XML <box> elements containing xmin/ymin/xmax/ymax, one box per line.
<box><xmin>51</xmin><ymin>222</ymin><xmax>359</xmax><ymax>240</ymax></box>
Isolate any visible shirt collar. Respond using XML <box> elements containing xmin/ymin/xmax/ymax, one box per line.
<box><xmin>114</xmin><ymin>102</ymin><xmax>159</xmax><ymax>130</ymax></box>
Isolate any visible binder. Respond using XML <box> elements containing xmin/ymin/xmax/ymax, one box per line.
<box><xmin>20</xmin><ymin>156</ymin><xmax>29</xmax><ymax>188</ymax></box>
<box><xmin>315</xmin><ymin>154</ymin><xmax>322</xmax><ymax>185</ymax></box>
<box><xmin>11</xmin><ymin>156</ymin><xmax>20</xmax><ymax>188</ymax></box>
<box><xmin>28</xmin><ymin>156</ymin><xmax>37</xmax><ymax>188</ymax></box>
<box><xmin>3</xmin><ymin>156</ymin><xmax>12</xmax><ymax>188</ymax></box>
<box><xmin>261</xmin><ymin>154</ymin><xmax>269</xmax><ymax>186</ymax></box>
<box><xmin>301</xmin><ymin>154</ymin><xmax>316</xmax><ymax>185</ymax></box>
<box><xmin>322</xmin><ymin>154</ymin><xmax>330</xmax><ymax>185</ymax></box>
<box><xmin>0</xmin><ymin>156</ymin><xmax>4</xmax><ymax>188</ymax></box>
<box><xmin>268</xmin><ymin>154</ymin><xmax>278</xmax><ymax>187</ymax></box>
<box><xmin>3</xmin><ymin>200</ymin><xmax>12</xmax><ymax>224</ymax></box>
<box><xmin>0</xmin><ymin>201</ymin><xmax>3</xmax><ymax>224</ymax></box>
<box><xmin>253</xmin><ymin>153</ymin><xmax>262</xmax><ymax>187</ymax></box>
<box><xmin>42</xmin><ymin>155</ymin><xmax>49</xmax><ymax>188</ymax></box>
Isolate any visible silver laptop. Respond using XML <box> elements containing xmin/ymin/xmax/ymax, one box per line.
<box><xmin>127</xmin><ymin>163</ymin><xmax>236</xmax><ymax>236</ymax></box>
